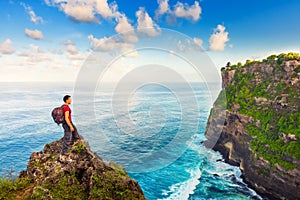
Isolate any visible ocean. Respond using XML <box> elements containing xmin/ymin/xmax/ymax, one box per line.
<box><xmin>0</xmin><ymin>82</ymin><xmax>264</xmax><ymax>200</ymax></box>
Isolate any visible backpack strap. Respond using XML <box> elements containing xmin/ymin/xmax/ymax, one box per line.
<box><xmin>61</xmin><ymin>104</ymin><xmax>66</xmax><ymax>109</ymax></box>
<box><xmin>61</xmin><ymin>105</ymin><xmax>66</xmax><ymax>123</ymax></box>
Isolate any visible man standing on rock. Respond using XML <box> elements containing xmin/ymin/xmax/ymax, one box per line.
<box><xmin>61</xmin><ymin>95</ymin><xmax>80</xmax><ymax>155</ymax></box>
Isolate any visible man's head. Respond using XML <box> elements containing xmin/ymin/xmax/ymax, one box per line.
<box><xmin>63</xmin><ymin>95</ymin><xmax>72</xmax><ymax>104</ymax></box>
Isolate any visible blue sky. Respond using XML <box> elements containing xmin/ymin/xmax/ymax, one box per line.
<box><xmin>0</xmin><ymin>0</ymin><xmax>299</xmax><ymax>82</ymax></box>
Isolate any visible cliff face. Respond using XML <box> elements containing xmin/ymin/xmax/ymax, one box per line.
<box><xmin>3</xmin><ymin>136</ymin><xmax>145</xmax><ymax>200</ymax></box>
<box><xmin>204</xmin><ymin>53</ymin><xmax>300</xmax><ymax>200</ymax></box>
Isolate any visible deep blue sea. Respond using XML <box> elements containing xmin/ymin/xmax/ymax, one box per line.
<box><xmin>0</xmin><ymin>82</ymin><xmax>264</xmax><ymax>200</ymax></box>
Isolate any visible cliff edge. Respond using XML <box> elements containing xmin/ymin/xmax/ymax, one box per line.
<box><xmin>204</xmin><ymin>53</ymin><xmax>300</xmax><ymax>200</ymax></box>
<box><xmin>0</xmin><ymin>136</ymin><xmax>146</xmax><ymax>200</ymax></box>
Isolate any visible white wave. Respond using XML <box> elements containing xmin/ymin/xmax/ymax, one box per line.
<box><xmin>187</xmin><ymin>134</ymin><xmax>263</xmax><ymax>199</ymax></box>
<box><xmin>160</xmin><ymin>165</ymin><xmax>202</xmax><ymax>200</ymax></box>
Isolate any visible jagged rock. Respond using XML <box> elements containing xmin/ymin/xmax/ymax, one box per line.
<box><xmin>16</xmin><ymin>136</ymin><xmax>146</xmax><ymax>200</ymax></box>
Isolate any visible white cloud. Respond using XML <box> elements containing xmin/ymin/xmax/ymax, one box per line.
<box><xmin>136</xmin><ymin>7</ymin><xmax>161</xmax><ymax>37</ymax></box>
<box><xmin>88</xmin><ymin>34</ymin><xmax>131</xmax><ymax>52</ymax></box>
<box><xmin>66</xmin><ymin>45</ymin><xmax>78</xmax><ymax>55</ymax></box>
<box><xmin>64</xmin><ymin>40</ymin><xmax>86</xmax><ymax>60</ymax></box>
<box><xmin>209</xmin><ymin>24</ymin><xmax>229</xmax><ymax>51</ymax></box>
<box><xmin>0</xmin><ymin>42</ymin><xmax>83</xmax><ymax>82</ymax></box>
<box><xmin>193</xmin><ymin>37</ymin><xmax>203</xmax><ymax>48</ymax></box>
<box><xmin>155</xmin><ymin>0</ymin><xmax>201</xmax><ymax>22</ymax></box>
<box><xmin>65</xmin><ymin>41</ymin><xmax>78</xmax><ymax>55</ymax></box>
<box><xmin>114</xmin><ymin>14</ymin><xmax>138</xmax><ymax>43</ymax></box>
<box><xmin>173</xmin><ymin>1</ymin><xmax>201</xmax><ymax>21</ymax></box>
<box><xmin>45</xmin><ymin>0</ymin><xmax>140</xmax><ymax>46</ymax></box>
<box><xmin>88</xmin><ymin>35</ymin><xmax>114</xmax><ymax>52</ymax></box>
<box><xmin>0</xmin><ymin>54</ymin><xmax>80</xmax><ymax>81</ymax></box>
<box><xmin>18</xmin><ymin>44</ymin><xmax>51</xmax><ymax>64</ymax></box>
<box><xmin>95</xmin><ymin>0</ymin><xmax>119</xmax><ymax>18</ymax></box>
<box><xmin>21</xmin><ymin>2</ymin><xmax>44</xmax><ymax>24</ymax></box>
<box><xmin>45</xmin><ymin>0</ymin><xmax>120</xmax><ymax>23</ymax></box>
<box><xmin>0</xmin><ymin>39</ymin><xmax>15</xmax><ymax>54</ymax></box>
<box><xmin>115</xmin><ymin>14</ymin><xmax>134</xmax><ymax>33</ymax></box>
<box><xmin>25</xmin><ymin>28</ymin><xmax>44</xmax><ymax>40</ymax></box>
<box><xmin>155</xmin><ymin>0</ymin><xmax>170</xmax><ymax>19</ymax></box>
<box><xmin>88</xmin><ymin>34</ymin><xmax>138</xmax><ymax>57</ymax></box>
<box><xmin>59</xmin><ymin>1</ymin><xmax>99</xmax><ymax>23</ymax></box>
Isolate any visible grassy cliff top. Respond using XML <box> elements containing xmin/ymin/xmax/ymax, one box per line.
<box><xmin>222</xmin><ymin>52</ymin><xmax>300</xmax><ymax>71</ymax></box>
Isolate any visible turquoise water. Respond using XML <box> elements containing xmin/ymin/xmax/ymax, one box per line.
<box><xmin>0</xmin><ymin>82</ymin><xmax>264</xmax><ymax>200</ymax></box>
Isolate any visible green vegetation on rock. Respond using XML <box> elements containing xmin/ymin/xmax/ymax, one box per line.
<box><xmin>90</xmin><ymin>171</ymin><xmax>141</xmax><ymax>200</ymax></box>
<box><xmin>73</xmin><ymin>142</ymin><xmax>85</xmax><ymax>153</ymax></box>
<box><xmin>31</xmin><ymin>172</ymin><xmax>87</xmax><ymax>200</ymax></box>
<box><xmin>0</xmin><ymin>177</ymin><xmax>32</xmax><ymax>199</ymax></box>
<box><xmin>219</xmin><ymin>52</ymin><xmax>300</xmax><ymax>170</ymax></box>
<box><xmin>224</xmin><ymin>52</ymin><xmax>300</xmax><ymax>71</ymax></box>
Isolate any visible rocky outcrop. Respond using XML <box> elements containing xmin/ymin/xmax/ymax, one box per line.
<box><xmin>222</xmin><ymin>69</ymin><xmax>236</xmax><ymax>88</ymax></box>
<box><xmin>13</xmin><ymin>136</ymin><xmax>146</xmax><ymax>199</ymax></box>
<box><xmin>205</xmin><ymin>110</ymin><xmax>300</xmax><ymax>200</ymax></box>
<box><xmin>204</xmin><ymin>53</ymin><xmax>300</xmax><ymax>200</ymax></box>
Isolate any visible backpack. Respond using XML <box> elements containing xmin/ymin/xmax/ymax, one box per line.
<box><xmin>51</xmin><ymin>105</ymin><xmax>66</xmax><ymax>125</ymax></box>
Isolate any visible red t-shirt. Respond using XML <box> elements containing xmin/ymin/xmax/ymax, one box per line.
<box><xmin>63</xmin><ymin>104</ymin><xmax>72</xmax><ymax>122</ymax></box>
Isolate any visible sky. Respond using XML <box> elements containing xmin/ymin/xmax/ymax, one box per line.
<box><xmin>0</xmin><ymin>0</ymin><xmax>300</xmax><ymax>82</ymax></box>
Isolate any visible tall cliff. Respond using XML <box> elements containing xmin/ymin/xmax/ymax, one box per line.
<box><xmin>204</xmin><ymin>53</ymin><xmax>300</xmax><ymax>200</ymax></box>
<box><xmin>0</xmin><ymin>136</ymin><xmax>146</xmax><ymax>200</ymax></box>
